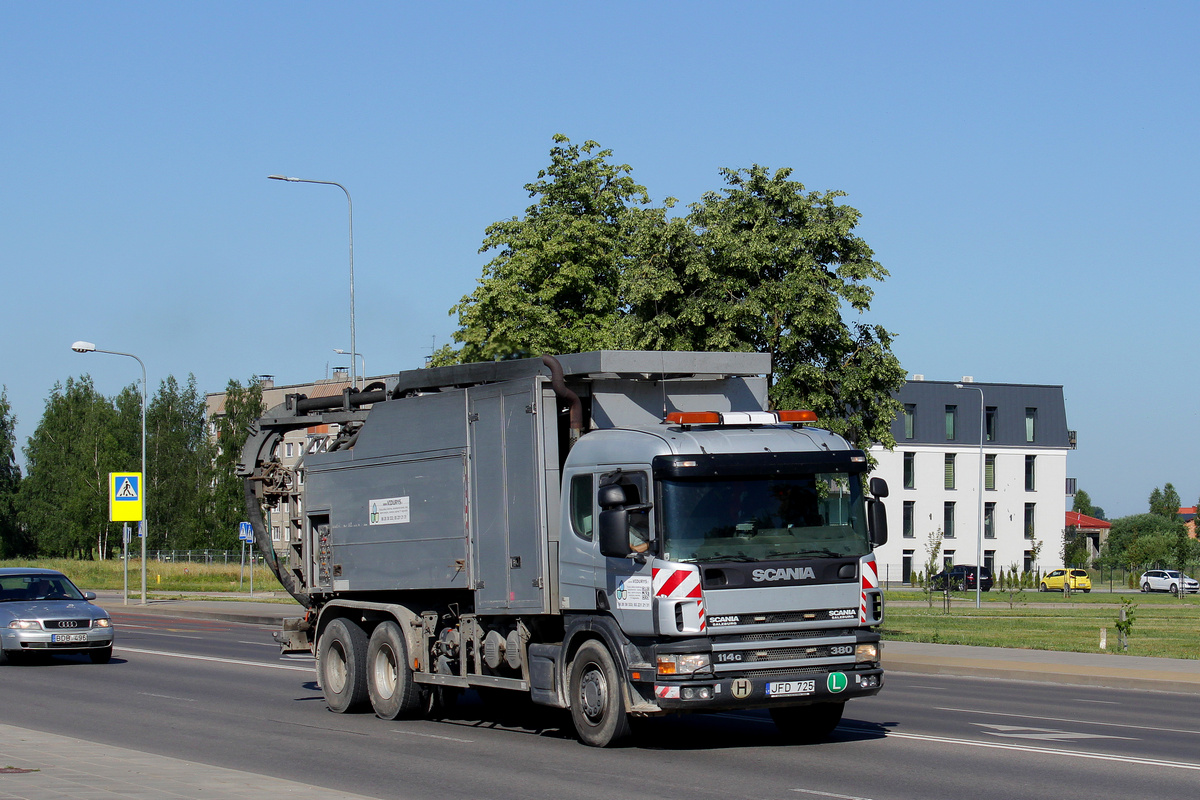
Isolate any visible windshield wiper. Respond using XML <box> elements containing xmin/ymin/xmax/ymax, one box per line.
<box><xmin>771</xmin><ymin>548</ymin><xmax>843</xmax><ymax>558</ymax></box>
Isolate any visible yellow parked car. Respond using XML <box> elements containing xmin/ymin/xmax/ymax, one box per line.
<box><xmin>1039</xmin><ymin>568</ymin><xmax>1091</xmax><ymax>593</ymax></box>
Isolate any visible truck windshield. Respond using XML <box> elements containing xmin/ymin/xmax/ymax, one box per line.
<box><xmin>658</xmin><ymin>473</ymin><xmax>870</xmax><ymax>563</ymax></box>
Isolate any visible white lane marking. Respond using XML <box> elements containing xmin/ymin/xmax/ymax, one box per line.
<box><xmin>934</xmin><ymin>706</ymin><xmax>1200</xmax><ymax>736</ymax></box>
<box><xmin>791</xmin><ymin>790</ymin><xmax>878</xmax><ymax>800</ymax></box>
<box><xmin>841</xmin><ymin>725</ymin><xmax>1200</xmax><ymax>772</ymax></box>
<box><xmin>138</xmin><ymin>692</ymin><xmax>197</xmax><ymax>702</ymax></box>
<box><xmin>973</xmin><ymin>723</ymin><xmax>1133</xmax><ymax>741</ymax></box>
<box><xmin>1076</xmin><ymin>699</ymin><xmax>1120</xmax><ymax>705</ymax></box>
<box><xmin>237</xmin><ymin>641</ymin><xmax>279</xmax><ymax>647</ymax></box>
<box><xmin>115</xmin><ymin>646</ymin><xmax>313</xmax><ymax>672</ymax></box>
<box><xmin>391</xmin><ymin>729</ymin><xmax>475</xmax><ymax>744</ymax></box>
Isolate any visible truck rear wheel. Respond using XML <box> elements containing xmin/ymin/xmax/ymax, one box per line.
<box><xmin>318</xmin><ymin>618</ymin><xmax>369</xmax><ymax>713</ymax></box>
<box><xmin>770</xmin><ymin>701</ymin><xmax>845</xmax><ymax>743</ymax></box>
<box><xmin>367</xmin><ymin>621</ymin><xmax>426</xmax><ymax>720</ymax></box>
<box><xmin>569</xmin><ymin>640</ymin><xmax>631</xmax><ymax>747</ymax></box>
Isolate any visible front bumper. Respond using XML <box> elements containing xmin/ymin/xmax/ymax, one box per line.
<box><xmin>648</xmin><ymin>665</ymin><xmax>883</xmax><ymax>711</ymax></box>
<box><xmin>2</xmin><ymin>628</ymin><xmax>114</xmax><ymax>653</ymax></box>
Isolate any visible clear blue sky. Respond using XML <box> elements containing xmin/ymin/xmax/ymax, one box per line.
<box><xmin>2</xmin><ymin>2</ymin><xmax>1196</xmax><ymax>519</ymax></box>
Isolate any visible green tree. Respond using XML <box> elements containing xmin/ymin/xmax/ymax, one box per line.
<box><xmin>147</xmin><ymin>375</ymin><xmax>215</xmax><ymax>550</ymax></box>
<box><xmin>0</xmin><ymin>388</ymin><xmax>28</xmax><ymax>557</ymax></box>
<box><xmin>438</xmin><ymin>135</ymin><xmax>650</xmax><ymax>363</ymax></box>
<box><xmin>19</xmin><ymin>376</ymin><xmax>130</xmax><ymax>558</ymax></box>
<box><xmin>439</xmin><ymin>136</ymin><xmax>906</xmax><ymax>452</ymax></box>
<box><xmin>1148</xmin><ymin>484</ymin><xmax>1181</xmax><ymax>519</ymax></box>
<box><xmin>1072</xmin><ymin>488</ymin><xmax>1105</xmax><ymax>520</ymax></box>
<box><xmin>1100</xmin><ymin>513</ymin><xmax>1184</xmax><ymax>569</ymax></box>
<box><xmin>212</xmin><ymin>378</ymin><xmax>264</xmax><ymax>548</ymax></box>
<box><xmin>1061</xmin><ymin>526</ymin><xmax>1091</xmax><ymax>567</ymax></box>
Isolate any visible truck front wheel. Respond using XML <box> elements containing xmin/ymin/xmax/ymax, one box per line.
<box><xmin>367</xmin><ymin>621</ymin><xmax>426</xmax><ymax>720</ymax></box>
<box><xmin>770</xmin><ymin>701</ymin><xmax>845</xmax><ymax>743</ymax></box>
<box><xmin>318</xmin><ymin>618</ymin><xmax>369</xmax><ymax>713</ymax></box>
<box><xmin>569</xmin><ymin>640</ymin><xmax>631</xmax><ymax>747</ymax></box>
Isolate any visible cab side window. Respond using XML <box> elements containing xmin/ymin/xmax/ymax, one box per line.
<box><xmin>569</xmin><ymin>474</ymin><xmax>594</xmax><ymax>541</ymax></box>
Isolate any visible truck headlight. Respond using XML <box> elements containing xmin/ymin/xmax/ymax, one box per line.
<box><xmin>855</xmin><ymin>643</ymin><xmax>879</xmax><ymax>663</ymax></box>
<box><xmin>657</xmin><ymin>653</ymin><xmax>711</xmax><ymax>675</ymax></box>
<box><xmin>8</xmin><ymin>619</ymin><xmax>41</xmax><ymax>630</ymax></box>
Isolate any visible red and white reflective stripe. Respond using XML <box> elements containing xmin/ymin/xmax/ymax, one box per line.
<box><xmin>860</xmin><ymin>556</ymin><xmax>879</xmax><ymax>623</ymax></box>
<box><xmin>653</xmin><ymin>565</ymin><xmax>706</xmax><ymax>631</ymax></box>
<box><xmin>655</xmin><ymin>685</ymin><xmax>681</xmax><ymax>700</ymax></box>
<box><xmin>653</xmin><ymin>566</ymin><xmax>702</xmax><ymax>599</ymax></box>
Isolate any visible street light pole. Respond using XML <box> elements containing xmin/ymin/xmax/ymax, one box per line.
<box><xmin>268</xmin><ymin>175</ymin><xmax>357</xmax><ymax>390</ymax></box>
<box><xmin>956</xmin><ymin>383</ymin><xmax>985</xmax><ymax>609</ymax></box>
<box><xmin>71</xmin><ymin>341</ymin><xmax>148</xmax><ymax>605</ymax></box>
<box><xmin>333</xmin><ymin>349</ymin><xmax>365</xmax><ymax>383</ymax></box>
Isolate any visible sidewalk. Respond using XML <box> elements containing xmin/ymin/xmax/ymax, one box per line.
<box><xmin>0</xmin><ymin>724</ymin><xmax>381</xmax><ymax>800</ymax></box>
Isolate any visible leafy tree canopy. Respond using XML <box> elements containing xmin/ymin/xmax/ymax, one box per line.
<box><xmin>1071</xmin><ymin>488</ymin><xmax>1105</xmax><ymax>520</ymax></box>
<box><xmin>1100</xmin><ymin>512</ymin><xmax>1187</xmax><ymax>568</ymax></box>
<box><xmin>0</xmin><ymin>388</ymin><xmax>27</xmax><ymax>557</ymax></box>
<box><xmin>212</xmin><ymin>377</ymin><xmax>264</xmax><ymax>548</ymax></box>
<box><xmin>437</xmin><ymin>135</ymin><xmax>905</xmax><ymax>451</ymax></box>
<box><xmin>1148</xmin><ymin>483</ymin><xmax>1181</xmax><ymax>519</ymax></box>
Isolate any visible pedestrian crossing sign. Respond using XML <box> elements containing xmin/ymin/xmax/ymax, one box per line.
<box><xmin>109</xmin><ymin>472</ymin><xmax>143</xmax><ymax>522</ymax></box>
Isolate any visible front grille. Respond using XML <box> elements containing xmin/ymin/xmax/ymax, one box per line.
<box><xmin>722</xmin><ymin>628</ymin><xmax>854</xmax><ymax>643</ymax></box>
<box><xmin>741</xmin><ymin>644</ymin><xmax>849</xmax><ymax>663</ymax></box>
<box><xmin>740</xmin><ymin>666</ymin><xmax>828</xmax><ymax>678</ymax></box>
<box><xmin>44</xmin><ymin>619</ymin><xmax>92</xmax><ymax>630</ymax></box>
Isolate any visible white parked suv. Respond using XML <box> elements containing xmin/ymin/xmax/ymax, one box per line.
<box><xmin>1139</xmin><ymin>569</ymin><xmax>1200</xmax><ymax>594</ymax></box>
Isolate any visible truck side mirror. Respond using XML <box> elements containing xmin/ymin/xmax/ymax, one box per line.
<box><xmin>868</xmin><ymin>499</ymin><xmax>888</xmax><ymax>546</ymax></box>
<box><xmin>869</xmin><ymin>477</ymin><xmax>889</xmax><ymax>499</ymax></box>
<box><xmin>598</xmin><ymin>508</ymin><xmax>633</xmax><ymax>558</ymax></box>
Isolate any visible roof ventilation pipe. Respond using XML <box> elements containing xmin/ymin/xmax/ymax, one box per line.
<box><xmin>541</xmin><ymin>355</ymin><xmax>583</xmax><ymax>449</ymax></box>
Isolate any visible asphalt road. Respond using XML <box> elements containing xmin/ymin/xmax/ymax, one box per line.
<box><xmin>2</xmin><ymin>608</ymin><xmax>1198</xmax><ymax>800</ymax></box>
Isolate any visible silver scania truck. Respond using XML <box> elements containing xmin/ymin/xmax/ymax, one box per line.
<box><xmin>239</xmin><ymin>351</ymin><xmax>888</xmax><ymax>746</ymax></box>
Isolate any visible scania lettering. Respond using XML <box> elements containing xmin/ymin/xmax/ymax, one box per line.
<box><xmin>239</xmin><ymin>351</ymin><xmax>889</xmax><ymax>747</ymax></box>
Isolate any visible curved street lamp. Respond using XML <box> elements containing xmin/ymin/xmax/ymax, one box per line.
<box><xmin>333</xmin><ymin>349</ymin><xmax>365</xmax><ymax>384</ymax></box>
<box><xmin>71</xmin><ymin>341</ymin><xmax>148</xmax><ymax>605</ymax></box>
<box><xmin>268</xmin><ymin>175</ymin><xmax>358</xmax><ymax>390</ymax></box>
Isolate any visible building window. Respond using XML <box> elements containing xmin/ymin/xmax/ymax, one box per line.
<box><xmin>904</xmin><ymin>404</ymin><xmax>916</xmax><ymax>439</ymax></box>
<box><xmin>903</xmin><ymin>501</ymin><xmax>915</xmax><ymax>538</ymax></box>
<box><xmin>1025</xmin><ymin>455</ymin><xmax>1036</xmax><ymax>491</ymax></box>
<box><xmin>272</xmin><ymin>525</ymin><xmax>281</xmax><ymax>542</ymax></box>
<box><xmin>984</xmin><ymin>502</ymin><xmax>996</xmax><ymax>539</ymax></box>
<box><xmin>903</xmin><ymin>452</ymin><xmax>915</xmax><ymax>489</ymax></box>
<box><xmin>984</xmin><ymin>550</ymin><xmax>995</xmax><ymax>572</ymax></box>
<box><xmin>285</xmin><ymin>442</ymin><xmax>294</xmax><ymax>458</ymax></box>
<box><xmin>944</xmin><ymin>453</ymin><xmax>956</xmax><ymax>490</ymax></box>
<box><xmin>903</xmin><ymin>550</ymin><xmax>914</xmax><ymax>583</ymax></box>
<box><xmin>944</xmin><ymin>502</ymin><xmax>956</xmax><ymax>538</ymax></box>
<box><xmin>944</xmin><ymin>550</ymin><xmax>955</xmax><ymax>568</ymax></box>
<box><xmin>1024</xmin><ymin>503</ymin><xmax>1036</xmax><ymax>539</ymax></box>
<box><xmin>1025</xmin><ymin>408</ymin><xmax>1037</xmax><ymax>442</ymax></box>
<box><xmin>1024</xmin><ymin>550</ymin><xmax>1034</xmax><ymax>574</ymax></box>
<box><xmin>985</xmin><ymin>407</ymin><xmax>997</xmax><ymax>442</ymax></box>
<box><xmin>945</xmin><ymin>405</ymin><xmax>957</xmax><ymax>440</ymax></box>
<box><xmin>985</xmin><ymin>454</ymin><xmax>996</xmax><ymax>490</ymax></box>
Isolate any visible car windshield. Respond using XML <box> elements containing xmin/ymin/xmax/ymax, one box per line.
<box><xmin>0</xmin><ymin>573</ymin><xmax>86</xmax><ymax>602</ymax></box>
<box><xmin>658</xmin><ymin>472</ymin><xmax>870</xmax><ymax>563</ymax></box>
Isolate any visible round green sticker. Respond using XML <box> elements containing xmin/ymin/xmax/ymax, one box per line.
<box><xmin>827</xmin><ymin>672</ymin><xmax>847</xmax><ymax>693</ymax></box>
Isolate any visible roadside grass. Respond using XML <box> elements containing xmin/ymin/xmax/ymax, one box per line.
<box><xmin>882</xmin><ymin>590</ymin><xmax>1200</xmax><ymax>659</ymax></box>
<box><xmin>0</xmin><ymin>558</ymin><xmax>284</xmax><ymax>594</ymax></box>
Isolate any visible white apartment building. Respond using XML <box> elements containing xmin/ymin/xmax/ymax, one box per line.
<box><xmin>868</xmin><ymin>377</ymin><xmax>1074</xmax><ymax>585</ymax></box>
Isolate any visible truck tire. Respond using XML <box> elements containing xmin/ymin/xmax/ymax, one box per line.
<box><xmin>568</xmin><ymin>640</ymin><xmax>631</xmax><ymax>747</ymax></box>
<box><xmin>771</xmin><ymin>701</ymin><xmax>845</xmax><ymax>743</ymax></box>
<box><xmin>367</xmin><ymin>621</ymin><xmax>426</xmax><ymax>720</ymax></box>
<box><xmin>318</xmin><ymin>618</ymin><xmax>369</xmax><ymax>713</ymax></box>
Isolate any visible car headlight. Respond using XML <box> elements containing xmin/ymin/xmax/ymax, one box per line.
<box><xmin>8</xmin><ymin>619</ymin><xmax>41</xmax><ymax>630</ymax></box>
<box><xmin>94</xmin><ymin>618</ymin><xmax>112</xmax><ymax>628</ymax></box>
<box><xmin>856</xmin><ymin>643</ymin><xmax>879</xmax><ymax>663</ymax></box>
<box><xmin>657</xmin><ymin>653</ymin><xmax>711</xmax><ymax>675</ymax></box>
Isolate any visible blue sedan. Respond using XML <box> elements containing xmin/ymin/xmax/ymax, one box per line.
<box><xmin>0</xmin><ymin>568</ymin><xmax>114</xmax><ymax>664</ymax></box>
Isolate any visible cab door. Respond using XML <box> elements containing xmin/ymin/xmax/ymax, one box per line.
<box><xmin>599</xmin><ymin>468</ymin><xmax>657</xmax><ymax>636</ymax></box>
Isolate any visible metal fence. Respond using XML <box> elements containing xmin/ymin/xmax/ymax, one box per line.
<box><xmin>144</xmin><ymin>549</ymin><xmax>265</xmax><ymax>565</ymax></box>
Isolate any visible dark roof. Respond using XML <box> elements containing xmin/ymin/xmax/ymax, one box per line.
<box><xmin>892</xmin><ymin>380</ymin><xmax>1070</xmax><ymax>448</ymax></box>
